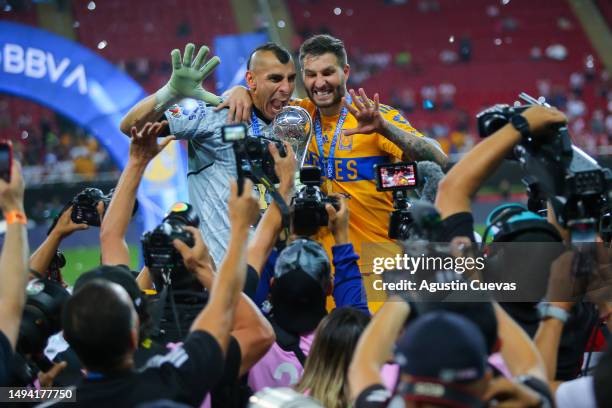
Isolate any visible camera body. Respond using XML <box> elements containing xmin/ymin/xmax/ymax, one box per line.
<box><xmin>292</xmin><ymin>167</ymin><xmax>340</xmax><ymax>236</ymax></box>
<box><xmin>141</xmin><ymin>203</ymin><xmax>201</xmax><ymax>291</ymax></box>
<box><xmin>477</xmin><ymin>93</ymin><xmax>611</xmax><ymax>240</ymax></box>
<box><xmin>222</xmin><ymin>124</ymin><xmax>286</xmax><ymax>184</ymax></box>
<box><xmin>388</xmin><ymin>201</ymin><xmax>414</xmax><ymax>240</ymax></box>
<box><xmin>70</xmin><ymin>187</ymin><xmax>112</xmax><ymax>227</ymax></box>
<box><xmin>18</xmin><ymin>278</ymin><xmax>70</xmax><ymax>357</ymax></box>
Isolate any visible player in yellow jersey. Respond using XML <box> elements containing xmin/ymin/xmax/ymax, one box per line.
<box><xmin>295</xmin><ymin>35</ymin><xmax>447</xmax><ymax>307</ymax></box>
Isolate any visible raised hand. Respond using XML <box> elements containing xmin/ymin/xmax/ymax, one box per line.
<box><xmin>173</xmin><ymin>225</ymin><xmax>215</xmax><ymax>275</ymax></box>
<box><xmin>215</xmin><ymin>86</ymin><xmax>253</xmax><ymax>124</ymax></box>
<box><xmin>157</xmin><ymin>43</ymin><xmax>222</xmax><ymax>107</ymax></box>
<box><xmin>325</xmin><ymin>193</ymin><xmax>349</xmax><ymax>244</ymax></box>
<box><xmin>50</xmin><ymin>206</ymin><xmax>89</xmax><ymax>238</ymax></box>
<box><xmin>269</xmin><ymin>141</ymin><xmax>297</xmax><ymax>194</ymax></box>
<box><xmin>342</xmin><ymin>88</ymin><xmax>385</xmax><ymax>136</ymax></box>
<box><xmin>521</xmin><ymin>105</ymin><xmax>567</xmax><ymax>136</ymax></box>
<box><xmin>228</xmin><ymin>179</ymin><xmax>260</xmax><ymax>232</ymax></box>
<box><xmin>0</xmin><ymin>160</ymin><xmax>24</xmax><ymax>213</ymax></box>
<box><xmin>129</xmin><ymin>121</ymin><xmax>175</xmax><ymax>166</ymax></box>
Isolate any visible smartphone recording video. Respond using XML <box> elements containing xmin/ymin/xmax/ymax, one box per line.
<box><xmin>375</xmin><ymin>162</ymin><xmax>418</xmax><ymax>192</ymax></box>
<box><xmin>0</xmin><ymin>141</ymin><xmax>13</xmax><ymax>183</ymax></box>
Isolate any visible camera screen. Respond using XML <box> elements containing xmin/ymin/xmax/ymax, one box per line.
<box><xmin>222</xmin><ymin>124</ymin><xmax>247</xmax><ymax>142</ymax></box>
<box><xmin>376</xmin><ymin>163</ymin><xmax>417</xmax><ymax>191</ymax></box>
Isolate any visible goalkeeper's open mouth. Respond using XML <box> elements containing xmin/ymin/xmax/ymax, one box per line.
<box><xmin>270</xmin><ymin>98</ymin><xmax>289</xmax><ymax>115</ymax></box>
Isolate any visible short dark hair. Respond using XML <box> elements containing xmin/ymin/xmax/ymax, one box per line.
<box><xmin>62</xmin><ymin>280</ymin><xmax>135</xmax><ymax>372</ymax></box>
<box><xmin>247</xmin><ymin>42</ymin><xmax>292</xmax><ymax>70</ymax></box>
<box><xmin>299</xmin><ymin>34</ymin><xmax>347</xmax><ymax>67</ymax></box>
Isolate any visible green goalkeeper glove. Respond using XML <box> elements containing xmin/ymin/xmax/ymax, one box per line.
<box><xmin>154</xmin><ymin>43</ymin><xmax>222</xmax><ymax>112</ymax></box>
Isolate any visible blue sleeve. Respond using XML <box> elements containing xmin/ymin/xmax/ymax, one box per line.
<box><xmin>332</xmin><ymin>244</ymin><xmax>370</xmax><ymax>315</ymax></box>
<box><xmin>253</xmin><ymin>249</ymin><xmax>278</xmax><ymax>308</ymax></box>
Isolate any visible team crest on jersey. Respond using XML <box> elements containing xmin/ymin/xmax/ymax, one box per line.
<box><xmin>338</xmin><ymin>133</ymin><xmax>353</xmax><ymax>150</ymax></box>
<box><xmin>168</xmin><ymin>105</ymin><xmax>182</xmax><ymax>118</ymax></box>
<box><xmin>167</xmin><ymin>101</ymin><xmax>206</xmax><ymax>120</ymax></box>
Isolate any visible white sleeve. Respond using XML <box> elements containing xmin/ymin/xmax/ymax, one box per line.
<box><xmin>164</xmin><ymin>98</ymin><xmax>209</xmax><ymax>140</ymax></box>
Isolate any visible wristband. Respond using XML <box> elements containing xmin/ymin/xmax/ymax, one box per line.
<box><xmin>153</xmin><ymin>83</ymin><xmax>180</xmax><ymax>113</ymax></box>
<box><xmin>5</xmin><ymin>210</ymin><xmax>27</xmax><ymax>225</ymax></box>
<box><xmin>510</xmin><ymin>114</ymin><xmax>531</xmax><ymax>139</ymax></box>
<box><xmin>515</xmin><ymin>375</ymin><xmax>553</xmax><ymax>408</ymax></box>
<box><xmin>537</xmin><ymin>302</ymin><xmax>570</xmax><ymax>323</ymax></box>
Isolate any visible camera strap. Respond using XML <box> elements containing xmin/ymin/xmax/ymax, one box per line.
<box><xmin>150</xmin><ymin>281</ymin><xmax>184</xmax><ymax>340</ymax></box>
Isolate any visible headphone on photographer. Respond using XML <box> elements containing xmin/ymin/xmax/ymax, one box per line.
<box><xmin>483</xmin><ymin>203</ymin><xmax>561</xmax><ymax>245</ymax></box>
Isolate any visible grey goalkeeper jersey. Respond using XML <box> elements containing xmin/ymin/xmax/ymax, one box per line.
<box><xmin>164</xmin><ymin>98</ymin><xmax>272</xmax><ymax>266</ymax></box>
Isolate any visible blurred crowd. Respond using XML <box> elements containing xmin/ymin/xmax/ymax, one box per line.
<box><xmin>0</xmin><ymin>98</ymin><xmax>119</xmax><ymax>185</ymax></box>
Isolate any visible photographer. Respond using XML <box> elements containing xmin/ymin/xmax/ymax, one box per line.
<box><xmin>435</xmin><ymin>105</ymin><xmax>567</xmax><ymax>240</ymax></box>
<box><xmin>348</xmin><ymin>299</ymin><xmax>552</xmax><ymax>408</ymax></box>
<box><xmin>247</xmin><ymin>185</ymin><xmax>369</xmax><ymax>392</ymax></box>
<box><xmin>435</xmin><ymin>102</ymin><xmax>602</xmax><ymax>384</ymax></box>
<box><xmin>0</xmin><ymin>160</ymin><xmax>29</xmax><ymax>386</ymax></box>
<box><xmin>100</xmin><ymin>123</ymin><xmax>274</xmax><ymax>406</ymax></box>
<box><xmin>48</xmin><ymin>179</ymin><xmax>260</xmax><ymax>407</ymax></box>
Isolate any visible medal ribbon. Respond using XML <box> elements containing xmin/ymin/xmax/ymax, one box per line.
<box><xmin>314</xmin><ymin>94</ymin><xmax>352</xmax><ymax>180</ymax></box>
<box><xmin>250</xmin><ymin>110</ymin><xmax>262</xmax><ymax>137</ymax></box>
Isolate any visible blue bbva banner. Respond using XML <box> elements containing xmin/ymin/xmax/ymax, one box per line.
<box><xmin>0</xmin><ymin>22</ymin><xmax>188</xmax><ymax>232</ymax></box>
<box><xmin>214</xmin><ymin>32</ymin><xmax>269</xmax><ymax>93</ymax></box>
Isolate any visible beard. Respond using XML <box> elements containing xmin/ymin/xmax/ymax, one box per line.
<box><xmin>307</xmin><ymin>84</ymin><xmax>345</xmax><ymax>109</ymax></box>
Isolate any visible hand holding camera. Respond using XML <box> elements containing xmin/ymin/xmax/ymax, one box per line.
<box><xmin>173</xmin><ymin>225</ymin><xmax>215</xmax><ymax>285</ymax></box>
<box><xmin>325</xmin><ymin>193</ymin><xmax>350</xmax><ymax>245</ymax></box>
<box><xmin>129</xmin><ymin>121</ymin><xmax>175</xmax><ymax>167</ymax></box>
<box><xmin>228</xmin><ymin>178</ymin><xmax>260</xmax><ymax>232</ymax></box>
<box><xmin>49</xmin><ymin>206</ymin><xmax>90</xmax><ymax>239</ymax></box>
<box><xmin>0</xmin><ymin>159</ymin><xmax>24</xmax><ymax>213</ymax></box>
<box><xmin>521</xmin><ymin>105</ymin><xmax>567</xmax><ymax>136</ymax></box>
<box><xmin>269</xmin><ymin>141</ymin><xmax>297</xmax><ymax>195</ymax></box>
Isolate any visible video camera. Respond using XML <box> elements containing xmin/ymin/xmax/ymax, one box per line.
<box><xmin>477</xmin><ymin>92</ymin><xmax>611</xmax><ymax>241</ymax></box>
<box><xmin>141</xmin><ymin>202</ymin><xmax>202</xmax><ymax>291</ymax></box>
<box><xmin>292</xmin><ymin>166</ymin><xmax>340</xmax><ymax>237</ymax></box>
<box><xmin>222</xmin><ymin>124</ymin><xmax>287</xmax><ymax>188</ymax></box>
<box><xmin>375</xmin><ymin>162</ymin><xmax>419</xmax><ymax>240</ymax></box>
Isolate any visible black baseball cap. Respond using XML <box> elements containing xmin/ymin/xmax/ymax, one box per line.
<box><xmin>74</xmin><ymin>265</ymin><xmax>145</xmax><ymax>313</ymax></box>
<box><xmin>271</xmin><ymin>239</ymin><xmax>331</xmax><ymax>335</ymax></box>
<box><xmin>395</xmin><ymin>312</ymin><xmax>489</xmax><ymax>407</ymax></box>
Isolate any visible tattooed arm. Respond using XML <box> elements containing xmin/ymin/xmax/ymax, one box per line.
<box><xmin>380</xmin><ymin>120</ymin><xmax>448</xmax><ymax>166</ymax></box>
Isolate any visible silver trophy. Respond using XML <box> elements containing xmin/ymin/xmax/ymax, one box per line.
<box><xmin>272</xmin><ymin>106</ymin><xmax>313</xmax><ymax>167</ymax></box>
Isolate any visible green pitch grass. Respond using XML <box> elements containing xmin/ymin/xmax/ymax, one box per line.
<box><xmin>60</xmin><ymin>245</ymin><xmax>141</xmax><ymax>286</ymax></box>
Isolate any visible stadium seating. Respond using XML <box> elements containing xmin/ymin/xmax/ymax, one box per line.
<box><xmin>72</xmin><ymin>0</ymin><xmax>237</xmax><ymax>93</ymax></box>
<box><xmin>287</xmin><ymin>0</ymin><xmax>603</xmax><ymax>128</ymax></box>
